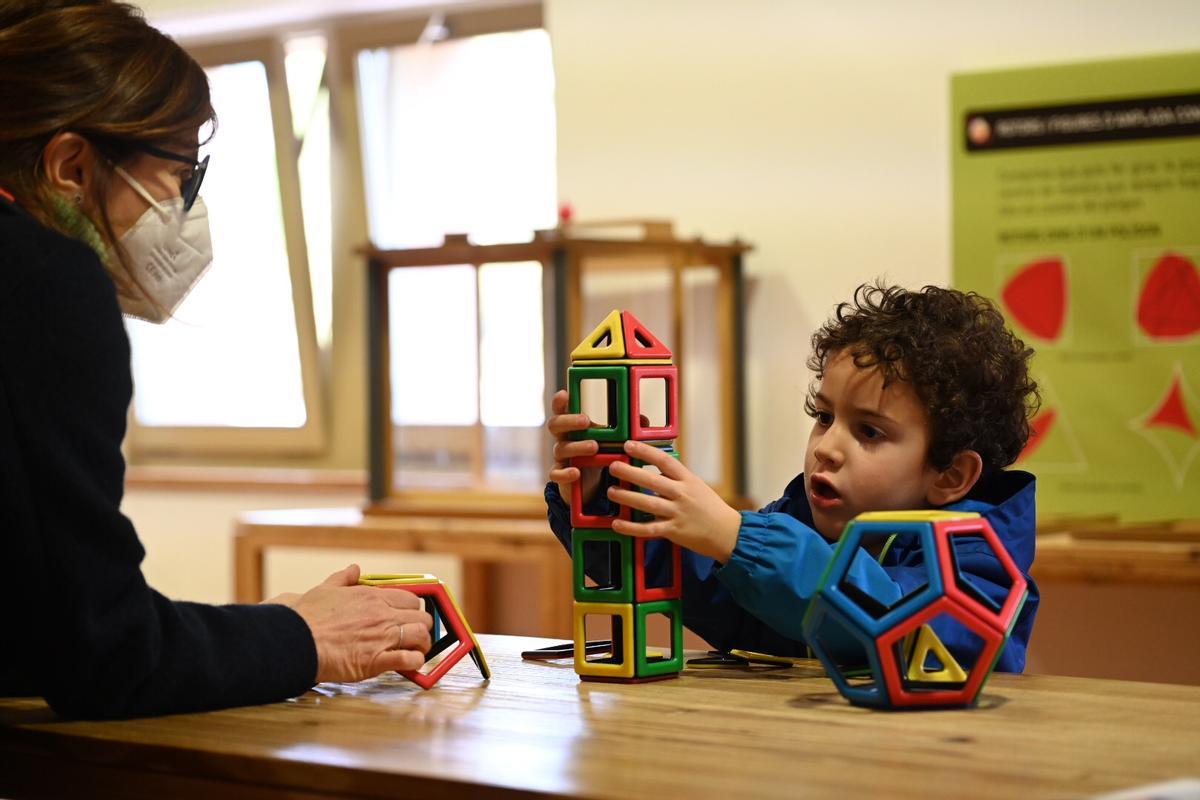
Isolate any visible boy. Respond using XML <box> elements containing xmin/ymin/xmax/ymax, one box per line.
<box><xmin>545</xmin><ymin>282</ymin><xmax>1040</xmax><ymax>671</ymax></box>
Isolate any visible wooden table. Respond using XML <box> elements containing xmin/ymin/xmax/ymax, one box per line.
<box><xmin>2</xmin><ymin>635</ymin><xmax>1198</xmax><ymax>799</ymax></box>
<box><xmin>1033</xmin><ymin>526</ymin><xmax>1200</xmax><ymax>585</ymax></box>
<box><xmin>234</xmin><ymin>508</ymin><xmax>572</xmax><ymax>637</ymax></box>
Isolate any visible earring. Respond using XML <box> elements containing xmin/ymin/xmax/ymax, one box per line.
<box><xmin>72</xmin><ymin>194</ymin><xmax>83</xmax><ymax>205</ymax></box>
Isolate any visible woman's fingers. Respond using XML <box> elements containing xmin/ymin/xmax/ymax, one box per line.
<box><xmin>392</xmin><ymin>614</ymin><xmax>433</xmax><ymax>653</ymax></box>
<box><xmin>375</xmin><ymin>587</ymin><xmax>423</xmax><ymax>610</ymax></box>
<box><xmin>375</xmin><ymin>648</ymin><xmax>426</xmax><ymax>674</ymax></box>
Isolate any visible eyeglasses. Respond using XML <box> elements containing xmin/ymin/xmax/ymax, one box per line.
<box><xmin>134</xmin><ymin>143</ymin><xmax>209</xmax><ymax>212</ymax></box>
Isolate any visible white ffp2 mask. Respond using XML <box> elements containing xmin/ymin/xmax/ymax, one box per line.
<box><xmin>113</xmin><ymin>165</ymin><xmax>213</xmax><ymax>323</ymax></box>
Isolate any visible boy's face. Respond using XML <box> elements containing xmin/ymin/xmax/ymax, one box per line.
<box><xmin>804</xmin><ymin>349</ymin><xmax>943</xmax><ymax>541</ymax></box>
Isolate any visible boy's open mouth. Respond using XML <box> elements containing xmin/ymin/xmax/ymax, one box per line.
<box><xmin>809</xmin><ymin>475</ymin><xmax>842</xmax><ymax>506</ymax></box>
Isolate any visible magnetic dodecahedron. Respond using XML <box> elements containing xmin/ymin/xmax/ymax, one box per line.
<box><xmin>800</xmin><ymin>511</ymin><xmax>1028</xmax><ymax>709</ymax></box>
<box><xmin>567</xmin><ymin>309</ymin><xmax>684</xmax><ymax>683</ymax></box>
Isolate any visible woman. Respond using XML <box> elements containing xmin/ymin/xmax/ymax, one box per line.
<box><xmin>0</xmin><ymin>0</ymin><xmax>432</xmax><ymax>718</ymax></box>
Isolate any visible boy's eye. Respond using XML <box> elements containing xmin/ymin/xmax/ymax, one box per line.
<box><xmin>813</xmin><ymin>410</ymin><xmax>833</xmax><ymax>426</ymax></box>
<box><xmin>860</xmin><ymin>424</ymin><xmax>884</xmax><ymax>441</ymax></box>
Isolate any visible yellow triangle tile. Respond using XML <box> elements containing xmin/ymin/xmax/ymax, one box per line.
<box><xmin>571</xmin><ymin>309</ymin><xmax>626</xmax><ymax>360</ymax></box>
<box><xmin>905</xmin><ymin>624</ymin><xmax>968</xmax><ymax>683</ymax></box>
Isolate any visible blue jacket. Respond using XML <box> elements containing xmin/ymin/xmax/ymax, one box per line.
<box><xmin>546</xmin><ymin>468</ymin><xmax>1039</xmax><ymax>672</ymax></box>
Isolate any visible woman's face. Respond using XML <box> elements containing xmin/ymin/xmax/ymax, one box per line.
<box><xmin>103</xmin><ymin>139</ymin><xmax>199</xmax><ymax>239</ymax></box>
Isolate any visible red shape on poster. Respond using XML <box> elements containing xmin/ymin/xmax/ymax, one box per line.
<box><xmin>1002</xmin><ymin>258</ymin><xmax>1066</xmax><ymax>341</ymax></box>
<box><xmin>1017</xmin><ymin>407</ymin><xmax>1056</xmax><ymax>462</ymax></box>
<box><xmin>1137</xmin><ymin>252</ymin><xmax>1200</xmax><ymax>339</ymax></box>
<box><xmin>1146</xmin><ymin>374</ymin><xmax>1197</xmax><ymax>438</ymax></box>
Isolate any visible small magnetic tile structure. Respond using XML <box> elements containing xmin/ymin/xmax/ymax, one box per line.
<box><xmin>359</xmin><ymin>573</ymin><xmax>491</xmax><ymax>689</ymax></box>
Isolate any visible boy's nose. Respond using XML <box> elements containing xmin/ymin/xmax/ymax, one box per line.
<box><xmin>812</xmin><ymin>431</ymin><xmax>845</xmax><ymax>468</ymax></box>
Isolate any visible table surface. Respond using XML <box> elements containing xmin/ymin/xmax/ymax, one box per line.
<box><xmin>2</xmin><ymin>635</ymin><xmax>1198</xmax><ymax>800</ymax></box>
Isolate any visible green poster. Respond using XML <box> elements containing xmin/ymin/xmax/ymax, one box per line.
<box><xmin>952</xmin><ymin>52</ymin><xmax>1200</xmax><ymax>522</ymax></box>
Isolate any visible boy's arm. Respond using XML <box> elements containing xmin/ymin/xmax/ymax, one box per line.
<box><xmin>715</xmin><ymin>510</ymin><xmax>907</xmax><ymax>643</ymax></box>
<box><xmin>546</xmin><ymin>480</ymin><xmax>810</xmax><ymax>654</ymax></box>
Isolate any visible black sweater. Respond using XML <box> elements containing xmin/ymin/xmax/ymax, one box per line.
<box><xmin>0</xmin><ymin>196</ymin><xmax>317</xmax><ymax>719</ymax></box>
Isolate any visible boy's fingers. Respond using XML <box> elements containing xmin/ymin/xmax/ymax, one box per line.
<box><xmin>551</xmin><ymin>389</ymin><xmax>569</xmax><ymax>415</ymax></box>
<box><xmin>623</xmin><ymin>440</ymin><xmax>687</xmax><ymax>479</ymax></box>
<box><xmin>552</xmin><ymin>439</ymin><xmax>599</xmax><ymax>464</ymax></box>
<box><xmin>611</xmin><ymin>518</ymin><xmax>666</xmax><ymax>539</ymax></box>
<box><xmin>609</xmin><ymin>459</ymin><xmax>676</xmax><ymax>498</ymax></box>
<box><xmin>547</xmin><ymin>413</ymin><xmax>594</xmax><ymax>436</ymax></box>
<box><xmin>608</xmin><ymin>486</ymin><xmax>671</xmax><ymax>517</ymax></box>
<box><xmin>548</xmin><ymin>466</ymin><xmax>580</xmax><ymax>484</ymax></box>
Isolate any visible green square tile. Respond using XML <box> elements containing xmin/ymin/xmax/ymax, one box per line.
<box><xmin>568</xmin><ymin>365</ymin><xmax>629</xmax><ymax>441</ymax></box>
<box><xmin>630</xmin><ymin>446</ymin><xmax>680</xmax><ymax>521</ymax></box>
<box><xmin>573</xmin><ymin>528</ymin><xmax>634</xmax><ymax>603</ymax></box>
<box><xmin>635</xmin><ymin>598</ymin><xmax>684</xmax><ymax>677</ymax></box>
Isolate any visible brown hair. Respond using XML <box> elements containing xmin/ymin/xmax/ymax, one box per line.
<box><xmin>0</xmin><ymin>0</ymin><xmax>214</xmax><ymax>296</ymax></box>
<box><xmin>806</xmin><ymin>281</ymin><xmax>1040</xmax><ymax>473</ymax></box>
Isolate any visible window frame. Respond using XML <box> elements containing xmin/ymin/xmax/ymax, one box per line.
<box><xmin>366</xmin><ymin>239</ymin><xmax>558</xmax><ymax>512</ymax></box>
<box><xmin>333</xmin><ymin>7</ymin><xmax>553</xmax><ymax>509</ymax></box>
<box><xmin>124</xmin><ymin>36</ymin><xmax>327</xmax><ymax>457</ymax></box>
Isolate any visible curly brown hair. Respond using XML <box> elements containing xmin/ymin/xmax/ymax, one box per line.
<box><xmin>805</xmin><ymin>281</ymin><xmax>1040</xmax><ymax>473</ymax></box>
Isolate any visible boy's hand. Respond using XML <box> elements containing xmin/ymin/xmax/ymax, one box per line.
<box><xmin>608</xmin><ymin>440</ymin><xmax>743</xmax><ymax>563</ymax></box>
<box><xmin>546</xmin><ymin>389</ymin><xmax>601</xmax><ymax>504</ymax></box>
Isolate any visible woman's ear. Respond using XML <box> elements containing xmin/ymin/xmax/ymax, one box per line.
<box><xmin>926</xmin><ymin>449</ymin><xmax>984</xmax><ymax>506</ymax></box>
<box><xmin>41</xmin><ymin>132</ymin><xmax>99</xmax><ymax>205</ymax></box>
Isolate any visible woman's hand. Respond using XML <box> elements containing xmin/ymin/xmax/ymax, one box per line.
<box><xmin>290</xmin><ymin>564</ymin><xmax>434</xmax><ymax>683</ymax></box>
<box><xmin>608</xmin><ymin>440</ymin><xmax>743</xmax><ymax>563</ymax></box>
<box><xmin>546</xmin><ymin>388</ymin><xmax>602</xmax><ymax>504</ymax></box>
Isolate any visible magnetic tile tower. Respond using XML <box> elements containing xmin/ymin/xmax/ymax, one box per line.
<box><xmin>567</xmin><ymin>309</ymin><xmax>685</xmax><ymax>683</ymax></box>
<box><xmin>800</xmin><ymin>510</ymin><xmax>1029</xmax><ymax>709</ymax></box>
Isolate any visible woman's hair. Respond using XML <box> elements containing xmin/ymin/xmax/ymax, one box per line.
<box><xmin>0</xmin><ymin>0</ymin><xmax>214</xmax><ymax>294</ymax></box>
<box><xmin>806</xmin><ymin>281</ymin><xmax>1041</xmax><ymax>473</ymax></box>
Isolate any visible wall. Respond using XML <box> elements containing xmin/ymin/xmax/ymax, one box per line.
<box><xmin>546</xmin><ymin>0</ymin><xmax>1200</xmax><ymax>502</ymax></box>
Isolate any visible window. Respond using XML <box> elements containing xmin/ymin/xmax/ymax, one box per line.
<box><xmin>357</xmin><ymin>27</ymin><xmax>557</xmax><ymax>491</ymax></box>
<box><xmin>356</xmin><ymin>29</ymin><xmax>557</xmax><ymax>249</ymax></box>
<box><xmin>126</xmin><ymin>7</ymin><xmax>550</xmax><ymax>475</ymax></box>
<box><xmin>125</xmin><ymin>39</ymin><xmax>325</xmax><ymax>456</ymax></box>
